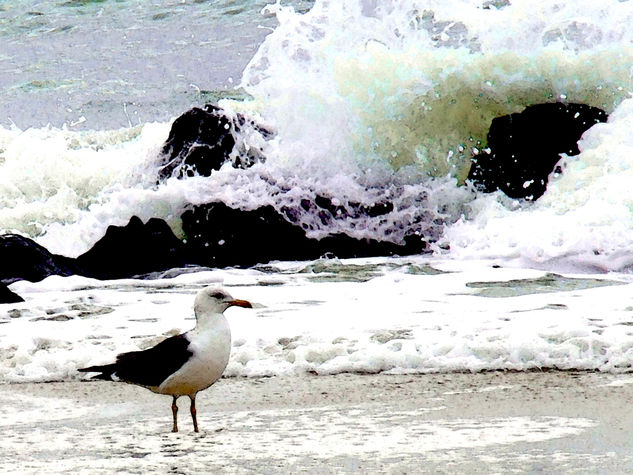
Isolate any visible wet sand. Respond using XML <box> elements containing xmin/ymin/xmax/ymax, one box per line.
<box><xmin>2</xmin><ymin>372</ymin><xmax>633</xmax><ymax>473</ymax></box>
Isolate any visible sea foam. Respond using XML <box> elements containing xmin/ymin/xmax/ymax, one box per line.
<box><xmin>2</xmin><ymin>259</ymin><xmax>633</xmax><ymax>383</ymax></box>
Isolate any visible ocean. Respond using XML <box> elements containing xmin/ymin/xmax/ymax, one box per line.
<box><xmin>3</xmin><ymin>0</ymin><xmax>633</xmax><ymax>383</ymax></box>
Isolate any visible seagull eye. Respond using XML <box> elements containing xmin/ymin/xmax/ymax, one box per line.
<box><xmin>210</xmin><ymin>291</ymin><xmax>226</xmax><ymax>299</ymax></box>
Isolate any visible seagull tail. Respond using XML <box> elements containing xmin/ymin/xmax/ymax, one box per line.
<box><xmin>77</xmin><ymin>364</ymin><xmax>117</xmax><ymax>381</ymax></box>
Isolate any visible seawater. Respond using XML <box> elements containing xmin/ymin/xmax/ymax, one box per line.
<box><xmin>0</xmin><ymin>0</ymin><xmax>314</xmax><ymax>130</ymax></box>
<box><xmin>2</xmin><ymin>0</ymin><xmax>633</xmax><ymax>382</ymax></box>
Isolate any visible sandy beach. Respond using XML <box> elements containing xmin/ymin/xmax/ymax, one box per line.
<box><xmin>1</xmin><ymin>372</ymin><xmax>633</xmax><ymax>473</ymax></box>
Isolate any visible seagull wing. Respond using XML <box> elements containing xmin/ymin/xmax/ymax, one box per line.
<box><xmin>79</xmin><ymin>334</ymin><xmax>193</xmax><ymax>387</ymax></box>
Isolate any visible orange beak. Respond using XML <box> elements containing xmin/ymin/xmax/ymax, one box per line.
<box><xmin>229</xmin><ymin>299</ymin><xmax>253</xmax><ymax>309</ymax></box>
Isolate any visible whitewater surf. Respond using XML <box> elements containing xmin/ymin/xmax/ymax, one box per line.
<box><xmin>2</xmin><ymin>0</ymin><xmax>633</xmax><ymax>381</ymax></box>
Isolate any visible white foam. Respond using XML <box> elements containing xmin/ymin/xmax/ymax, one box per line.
<box><xmin>239</xmin><ymin>0</ymin><xmax>633</xmax><ymax>179</ymax></box>
<box><xmin>0</xmin><ymin>123</ymin><xmax>171</xmax><ymax>255</ymax></box>
<box><xmin>442</xmin><ymin>98</ymin><xmax>633</xmax><ymax>271</ymax></box>
<box><xmin>232</xmin><ymin>0</ymin><xmax>633</xmax><ymax>268</ymax></box>
<box><xmin>2</xmin><ymin>258</ymin><xmax>633</xmax><ymax>383</ymax></box>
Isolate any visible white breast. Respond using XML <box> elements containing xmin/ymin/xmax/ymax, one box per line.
<box><xmin>157</xmin><ymin>314</ymin><xmax>232</xmax><ymax>397</ymax></box>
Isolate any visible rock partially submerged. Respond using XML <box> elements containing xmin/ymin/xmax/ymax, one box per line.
<box><xmin>0</xmin><ymin>102</ymin><xmax>610</xmax><ymax>284</ymax></box>
<box><xmin>76</xmin><ymin>216</ymin><xmax>194</xmax><ymax>280</ymax></box>
<box><xmin>0</xmin><ymin>218</ymin><xmax>195</xmax><ymax>285</ymax></box>
<box><xmin>0</xmin><ymin>209</ymin><xmax>424</xmax><ymax>284</ymax></box>
<box><xmin>157</xmin><ymin>104</ymin><xmax>271</xmax><ymax>181</ymax></box>
<box><xmin>0</xmin><ymin>234</ymin><xmax>80</xmax><ymax>303</ymax></box>
<box><xmin>468</xmin><ymin>102</ymin><xmax>608</xmax><ymax>200</ymax></box>
<box><xmin>0</xmin><ymin>234</ymin><xmax>80</xmax><ymax>284</ymax></box>
<box><xmin>181</xmin><ymin>202</ymin><xmax>425</xmax><ymax>269</ymax></box>
<box><xmin>0</xmin><ymin>283</ymin><xmax>23</xmax><ymax>304</ymax></box>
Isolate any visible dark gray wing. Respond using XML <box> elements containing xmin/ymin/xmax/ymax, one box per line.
<box><xmin>78</xmin><ymin>334</ymin><xmax>193</xmax><ymax>387</ymax></box>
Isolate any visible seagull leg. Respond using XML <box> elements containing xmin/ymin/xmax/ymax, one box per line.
<box><xmin>171</xmin><ymin>396</ymin><xmax>179</xmax><ymax>433</ymax></box>
<box><xmin>189</xmin><ymin>394</ymin><xmax>199</xmax><ymax>433</ymax></box>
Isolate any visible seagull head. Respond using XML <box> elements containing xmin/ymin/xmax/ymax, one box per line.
<box><xmin>194</xmin><ymin>286</ymin><xmax>252</xmax><ymax>318</ymax></box>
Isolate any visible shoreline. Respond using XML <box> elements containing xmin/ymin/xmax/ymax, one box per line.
<box><xmin>3</xmin><ymin>372</ymin><xmax>633</xmax><ymax>473</ymax></box>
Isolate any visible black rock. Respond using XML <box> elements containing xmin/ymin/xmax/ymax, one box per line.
<box><xmin>0</xmin><ymin>217</ymin><xmax>201</xmax><ymax>283</ymax></box>
<box><xmin>157</xmin><ymin>104</ymin><xmax>271</xmax><ymax>181</ymax></box>
<box><xmin>0</xmin><ymin>205</ymin><xmax>427</xmax><ymax>282</ymax></box>
<box><xmin>76</xmin><ymin>216</ymin><xmax>195</xmax><ymax>280</ymax></box>
<box><xmin>468</xmin><ymin>102</ymin><xmax>608</xmax><ymax>200</ymax></box>
<box><xmin>181</xmin><ymin>202</ymin><xmax>426</xmax><ymax>268</ymax></box>
<box><xmin>0</xmin><ymin>283</ymin><xmax>24</xmax><ymax>304</ymax></box>
<box><xmin>0</xmin><ymin>234</ymin><xmax>81</xmax><ymax>284</ymax></box>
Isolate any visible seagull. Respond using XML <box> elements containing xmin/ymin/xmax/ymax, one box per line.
<box><xmin>78</xmin><ymin>287</ymin><xmax>252</xmax><ymax>433</ymax></box>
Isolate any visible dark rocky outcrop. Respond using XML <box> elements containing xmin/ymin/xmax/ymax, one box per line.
<box><xmin>468</xmin><ymin>102</ymin><xmax>608</xmax><ymax>200</ymax></box>
<box><xmin>1</xmin><ymin>102</ymin><xmax>611</xmax><ymax>283</ymax></box>
<box><xmin>0</xmin><ymin>207</ymin><xmax>425</xmax><ymax>284</ymax></box>
<box><xmin>0</xmin><ymin>234</ymin><xmax>81</xmax><ymax>284</ymax></box>
<box><xmin>76</xmin><ymin>216</ymin><xmax>194</xmax><ymax>280</ymax></box>
<box><xmin>0</xmin><ymin>218</ymin><xmax>196</xmax><ymax>284</ymax></box>
<box><xmin>157</xmin><ymin>104</ymin><xmax>271</xmax><ymax>181</ymax></box>
<box><xmin>181</xmin><ymin>202</ymin><xmax>425</xmax><ymax>269</ymax></box>
<box><xmin>0</xmin><ymin>283</ymin><xmax>24</xmax><ymax>304</ymax></box>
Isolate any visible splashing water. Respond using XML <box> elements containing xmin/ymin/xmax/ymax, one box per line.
<box><xmin>2</xmin><ymin>0</ymin><xmax>633</xmax><ymax>269</ymax></box>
